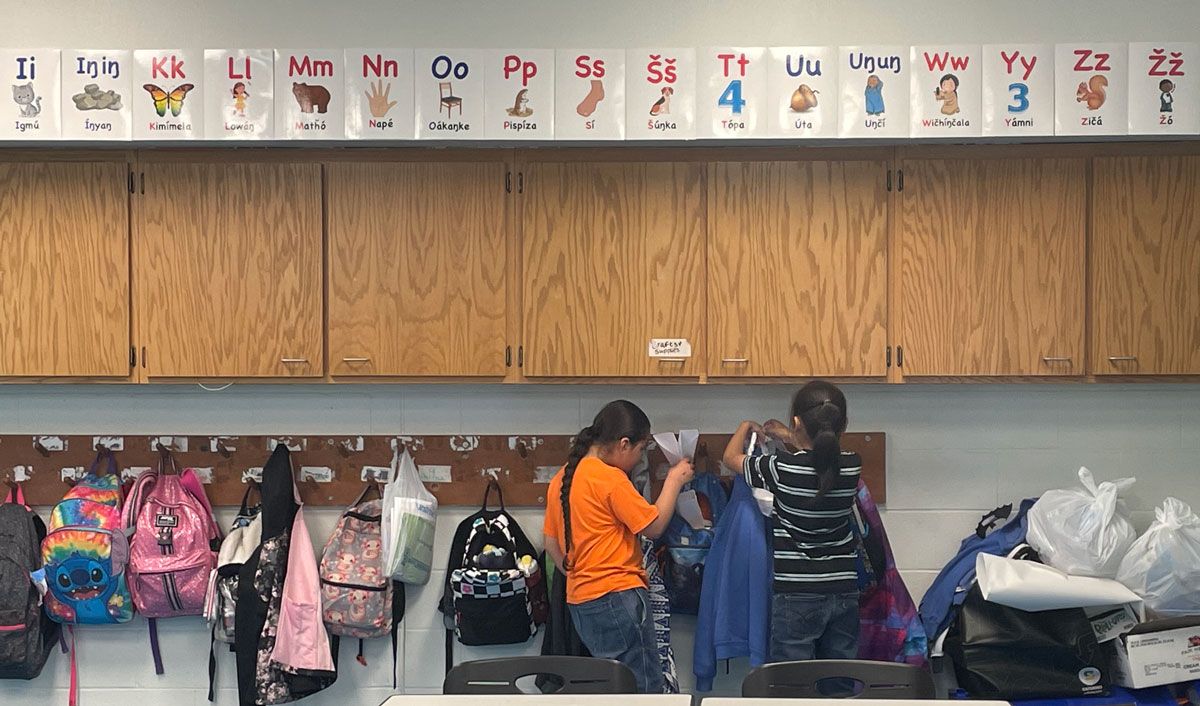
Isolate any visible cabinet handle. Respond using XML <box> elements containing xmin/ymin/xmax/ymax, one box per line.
<box><xmin>721</xmin><ymin>357</ymin><xmax>750</xmax><ymax>364</ymax></box>
<box><xmin>1107</xmin><ymin>356</ymin><xmax>1138</xmax><ymax>362</ymax></box>
<box><xmin>1041</xmin><ymin>356</ymin><xmax>1072</xmax><ymax>363</ymax></box>
<box><xmin>341</xmin><ymin>357</ymin><xmax>370</xmax><ymax>363</ymax></box>
<box><xmin>280</xmin><ymin>358</ymin><xmax>309</xmax><ymax>364</ymax></box>
<box><xmin>657</xmin><ymin>358</ymin><xmax>687</xmax><ymax>364</ymax></box>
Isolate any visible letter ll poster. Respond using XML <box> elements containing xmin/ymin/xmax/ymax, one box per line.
<box><xmin>555</xmin><ymin>49</ymin><xmax>626</xmax><ymax>140</ymax></box>
<box><xmin>275</xmin><ymin>49</ymin><xmax>345</xmax><ymax>139</ymax></box>
<box><xmin>910</xmin><ymin>45</ymin><xmax>981</xmax><ymax>137</ymax></box>
<box><xmin>838</xmin><ymin>46</ymin><xmax>909</xmax><ymax>138</ymax></box>
<box><xmin>626</xmin><ymin>48</ymin><xmax>696</xmax><ymax>140</ymax></box>
<box><xmin>60</xmin><ymin>49</ymin><xmax>132</xmax><ymax>140</ymax></box>
<box><xmin>1055</xmin><ymin>43</ymin><xmax>1128</xmax><ymax>136</ymax></box>
<box><xmin>415</xmin><ymin>49</ymin><xmax>485</xmax><ymax>140</ymax></box>
<box><xmin>766</xmin><ymin>46</ymin><xmax>837</xmax><ymax>138</ymax></box>
<box><xmin>204</xmin><ymin>49</ymin><xmax>274</xmax><ymax>140</ymax></box>
<box><xmin>982</xmin><ymin>44</ymin><xmax>1054</xmax><ymax>137</ymax></box>
<box><xmin>698</xmin><ymin>47</ymin><xmax>766</xmax><ymax>138</ymax></box>
<box><xmin>344</xmin><ymin>49</ymin><xmax>415</xmax><ymax>139</ymax></box>
<box><xmin>1128</xmin><ymin>42</ymin><xmax>1197</xmax><ymax>135</ymax></box>
<box><xmin>1</xmin><ymin>48</ymin><xmax>61</xmax><ymax>139</ymax></box>
<box><xmin>485</xmin><ymin>49</ymin><xmax>554</xmax><ymax>140</ymax></box>
<box><xmin>133</xmin><ymin>49</ymin><xmax>204</xmax><ymax>140</ymax></box>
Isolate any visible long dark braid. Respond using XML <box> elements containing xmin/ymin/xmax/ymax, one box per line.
<box><xmin>560</xmin><ymin>426</ymin><xmax>597</xmax><ymax>572</ymax></box>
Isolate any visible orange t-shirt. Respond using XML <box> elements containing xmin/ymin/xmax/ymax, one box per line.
<box><xmin>542</xmin><ymin>456</ymin><xmax>659</xmax><ymax>605</ymax></box>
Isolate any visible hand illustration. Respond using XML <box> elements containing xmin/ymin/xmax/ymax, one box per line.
<box><xmin>365</xmin><ymin>79</ymin><xmax>397</xmax><ymax>118</ymax></box>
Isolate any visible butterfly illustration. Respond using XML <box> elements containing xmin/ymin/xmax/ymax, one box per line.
<box><xmin>142</xmin><ymin>83</ymin><xmax>194</xmax><ymax>117</ymax></box>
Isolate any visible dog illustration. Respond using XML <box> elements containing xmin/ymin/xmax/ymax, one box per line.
<box><xmin>1076</xmin><ymin>75</ymin><xmax>1108</xmax><ymax>111</ymax></box>
<box><xmin>506</xmin><ymin>88</ymin><xmax>533</xmax><ymax>117</ymax></box>
<box><xmin>650</xmin><ymin>87</ymin><xmax>674</xmax><ymax>116</ymax></box>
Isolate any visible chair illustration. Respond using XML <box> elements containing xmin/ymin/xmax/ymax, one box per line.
<box><xmin>439</xmin><ymin>81</ymin><xmax>463</xmax><ymax>117</ymax></box>
<box><xmin>742</xmin><ymin>659</ymin><xmax>937</xmax><ymax>699</ymax></box>
<box><xmin>443</xmin><ymin>656</ymin><xmax>637</xmax><ymax>695</ymax></box>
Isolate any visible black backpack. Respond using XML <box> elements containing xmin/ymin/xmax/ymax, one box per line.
<box><xmin>0</xmin><ymin>484</ymin><xmax>61</xmax><ymax>680</ymax></box>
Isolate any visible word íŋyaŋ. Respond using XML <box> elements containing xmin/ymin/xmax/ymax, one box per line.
<box><xmin>84</xmin><ymin>118</ymin><xmax>112</xmax><ymax>132</ymax></box>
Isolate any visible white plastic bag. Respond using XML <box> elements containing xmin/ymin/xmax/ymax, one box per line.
<box><xmin>1027</xmin><ymin>466</ymin><xmax>1137</xmax><ymax>578</ymax></box>
<box><xmin>1116</xmin><ymin>497</ymin><xmax>1200</xmax><ymax>617</ymax></box>
<box><xmin>745</xmin><ymin>431</ymin><xmax>775</xmax><ymax>517</ymax></box>
<box><xmin>381</xmin><ymin>448</ymin><xmax>438</xmax><ymax>585</ymax></box>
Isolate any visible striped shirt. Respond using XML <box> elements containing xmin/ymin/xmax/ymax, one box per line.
<box><xmin>744</xmin><ymin>449</ymin><xmax>862</xmax><ymax>594</ymax></box>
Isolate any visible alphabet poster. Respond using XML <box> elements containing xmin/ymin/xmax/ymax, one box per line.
<box><xmin>766</xmin><ymin>47</ymin><xmax>836</xmax><ymax>138</ymax></box>
<box><xmin>1</xmin><ymin>49</ymin><xmax>60</xmax><ymax>139</ymax></box>
<box><xmin>485</xmin><ymin>49</ymin><xmax>554</xmax><ymax>140</ymax></box>
<box><xmin>60</xmin><ymin>50</ymin><xmax>132</xmax><ymax>140</ymax></box>
<box><xmin>555</xmin><ymin>49</ymin><xmax>625</xmax><ymax>140</ymax></box>
<box><xmin>838</xmin><ymin>46</ymin><xmax>908</xmax><ymax>138</ymax></box>
<box><xmin>910</xmin><ymin>45</ymin><xmax>981</xmax><ymax>137</ymax></box>
<box><xmin>1055</xmin><ymin>43</ymin><xmax>1128</xmax><ymax>136</ymax></box>
<box><xmin>626</xmin><ymin>48</ymin><xmax>695</xmax><ymax>140</ymax></box>
<box><xmin>982</xmin><ymin>44</ymin><xmax>1054</xmax><ymax>136</ymax></box>
<box><xmin>132</xmin><ymin>49</ymin><xmax>203</xmax><ymax>140</ymax></box>
<box><xmin>344</xmin><ymin>49</ymin><xmax>415</xmax><ymax>140</ymax></box>
<box><xmin>698</xmin><ymin>47</ymin><xmax>766</xmax><ymax>138</ymax></box>
<box><xmin>415</xmin><ymin>49</ymin><xmax>485</xmax><ymax>140</ymax></box>
<box><xmin>275</xmin><ymin>49</ymin><xmax>344</xmax><ymax>139</ymax></box>
<box><xmin>1128</xmin><ymin>42</ymin><xmax>1197</xmax><ymax>135</ymax></box>
<box><xmin>204</xmin><ymin>49</ymin><xmax>273</xmax><ymax>139</ymax></box>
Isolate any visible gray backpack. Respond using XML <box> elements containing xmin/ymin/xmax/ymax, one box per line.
<box><xmin>0</xmin><ymin>484</ymin><xmax>61</xmax><ymax>680</ymax></box>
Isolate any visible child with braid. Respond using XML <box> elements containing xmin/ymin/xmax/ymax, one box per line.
<box><xmin>543</xmin><ymin>400</ymin><xmax>694</xmax><ymax>693</ymax></box>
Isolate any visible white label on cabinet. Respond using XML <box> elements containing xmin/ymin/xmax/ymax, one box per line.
<box><xmin>648</xmin><ymin>339</ymin><xmax>692</xmax><ymax>358</ymax></box>
<box><xmin>418</xmin><ymin>464</ymin><xmax>453</xmax><ymax>483</ymax></box>
<box><xmin>299</xmin><ymin>466</ymin><xmax>333</xmax><ymax>483</ymax></box>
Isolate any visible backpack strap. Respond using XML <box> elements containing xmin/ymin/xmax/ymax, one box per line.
<box><xmin>3</xmin><ymin>482</ymin><xmax>27</xmax><ymax>508</ymax></box>
<box><xmin>180</xmin><ymin>467</ymin><xmax>222</xmax><ymax>542</ymax></box>
<box><xmin>481</xmin><ymin>479</ymin><xmax>505</xmax><ymax>510</ymax></box>
<box><xmin>122</xmin><ymin>464</ymin><xmax>158</xmax><ymax>532</ymax></box>
<box><xmin>68</xmin><ymin>626</ymin><xmax>78</xmax><ymax>706</ymax></box>
<box><xmin>148</xmin><ymin>618</ymin><xmax>164</xmax><ymax>675</ymax></box>
<box><xmin>391</xmin><ymin>580</ymin><xmax>405</xmax><ymax>688</ymax></box>
<box><xmin>208</xmin><ymin>625</ymin><xmax>217</xmax><ymax>702</ymax></box>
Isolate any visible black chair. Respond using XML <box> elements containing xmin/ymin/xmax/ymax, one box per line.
<box><xmin>443</xmin><ymin>656</ymin><xmax>638</xmax><ymax>695</ymax></box>
<box><xmin>742</xmin><ymin>659</ymin><xmax>936</xmax><ymax>699</ymax></box>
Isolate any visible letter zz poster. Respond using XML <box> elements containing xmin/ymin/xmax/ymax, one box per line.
<box><xmin>839</xmin><ymin>46</ymin><xmax>908</xmax><ymax>138</ymax></box>
<box><xmin>344</xmin><ymin>49</ymin><xmax>415</xmax><ymax>139</ymax></box>
<box><xmin>982</xmin><ymin>44</ymin><xmax>1053</xmax><ymax>136</ymax></box>
<box><xmin>275</xmin><ymin>49</ymin><xmax>344</xmax><ymax>139</ymax></box>
<box><xmin>1128</xmin><ymin>42</ymin><xmax>1197</xmax><ymax>135</ymax></box>
<box><xmin>911</xmin><ymin>45</ymin><xmax>981</xmax><ymax>137</ymax></box>
<box><xmin>1055</xmin><ymin>43</ymin><xmax>1128</xmax><ymax>136</ymax></box>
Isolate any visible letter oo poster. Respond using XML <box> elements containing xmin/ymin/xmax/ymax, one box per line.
<box><xmin>415</xmin><ymin>49</ymin><xmax>485</xmax><ymax>140</ymax></box>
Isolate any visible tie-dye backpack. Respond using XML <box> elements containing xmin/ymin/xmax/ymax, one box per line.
<box><xmin>41</xmin><ymin>450</ymin><xmax>134</xmax><ymax>625</ymax></box>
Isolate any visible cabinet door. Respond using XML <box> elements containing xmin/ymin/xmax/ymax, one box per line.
<box><xmin>522</xmin><ymin>160</ymin><xmax>705</xmax><ymax>377</ymax></box>
<box><xmin>327</xmin><ymin>161</ymin><xmax>508</xmax><ymax>377</ymax></box>
<box><xmin>136</xmin><ymin>161</ymin><xmax>323</xmax><ymax>378</ymax></box>
<box><xmin>0</xmin><ymin>161</ymin><xmax>130</xmax><ymax>377</ymax></box>
<box><xmin>899</xmin><ymin>157</ymin><xmax>1086</xmax><ymax>376</ymax></box>
<box><xmin>709</xmin><ymin>159</ymin><xmax>888</xmax><ymax>377</ymax></box>
<box><xmin>1093</xmin><ymin>155</ymin><xmax>1200</xmax><ymax>375</ymax></box>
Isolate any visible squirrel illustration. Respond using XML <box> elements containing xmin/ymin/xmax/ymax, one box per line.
<box><xmin>1076</xmin><ymin>75</ymin><xmax>1108</xmax><ymax>111</ymax></box>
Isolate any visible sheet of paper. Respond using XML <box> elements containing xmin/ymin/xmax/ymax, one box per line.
<box><xmin>977</xmin><ymin>553</ymin><xmax>1143</xmax><ymax>612</ymax></box>
<box><xmin>653</xmin><ymin>431</ymin><xmax>684</xmax><ymax>464</ymax></box>
<box><xmin>677</xmin><ymin>489</ymin><xmax>707</xmax><ymax>530</ymax></box>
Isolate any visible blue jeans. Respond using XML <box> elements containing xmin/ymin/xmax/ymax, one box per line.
<box><xmin>569</xmin><ymin>588</ymin><xmax>664</xmax><ymax>694</ymax></box>
<box><xmin>770</xmin><ymin>592</ymin><xmax>860</xmax><ymax>663</ymax></box>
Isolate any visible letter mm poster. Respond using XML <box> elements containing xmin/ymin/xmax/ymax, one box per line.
<box><xmin>133</xmin><ymin>49</ymin><xmax>203</xmax><ymax>140</ymax></box>
<box><xmin>839</xmin><ymin>46</ymin><xmax>908</xmax><ymax>138</ymax></box>
<box><xmin>556</xmin><ymin>49</ymin><xmax>625</xmax><ymax>140</ymax></box>
<box><xmin>626</xmin><ymin>48</ymin><xmax>696</xmax><ymax>140</ymax></box>
<box><xmin>1</xmin><ymin>48</ymin><xmax>61</xmax><ymax>139</ymax></box>
<box><xmin>911</xmin><ymin>45</ymin><xmax>981</xmax><ymax>137</ymax></box>
<box><xmin>697</xmin><ymin>47</ymin><xmax>766</xmax><ymax>138</ymax></box>
<box><xmin>766</xmin><ymin>46</ymin><xmax>837</xmax><ymax>138</ymax></box>
<box><xmin>204</xmin><ymin>49</ymin><xmax>274</xmax><ymax>139</ymax></box>
<box><xmin>344</xmin><ymin>49</ymin><xmax>415</xmax><ymax>139</ymax></box>
<box><xmin>275</xmin><ymin>49</ymin><xmax>344</xmax><ymax>139</ymax></box>
<box><xmin>415</xmin><ymin>49</ymin><xmax>485</xmax><ymax>140</ymax></box>
<box><xmin>1055</xmin><ymin>43</ymin><xmax>1128</xmax><ymax>136</ymax></box>
<box><xmin>982</xmin><ymin>44</ymin><xmax>1054</xmax><ymax>136</ymax></box>
<box><xmin>485</xmin><ymin>49</ymin><xmax>554</xmax><ymax>140</ymax></box>
<box><xmin>1128</xmin><ymin>42</ymin><xmax>1198</xmax><ymax>135</ymax></box>
<box><xmin>60</xmin><ymin>49</ymin><xmax>132</xmax><ymax>140</ymax></box>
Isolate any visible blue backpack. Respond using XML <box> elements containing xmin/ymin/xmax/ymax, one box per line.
<box><xmin>656</xmin><ymin>472</ymin><xmax>728</xmax><ymax>615</ymax></box>
<box><xmin>918</xmin><ymin>498</ymin><xmax>1037</xmax><ymax>642</ymax></box>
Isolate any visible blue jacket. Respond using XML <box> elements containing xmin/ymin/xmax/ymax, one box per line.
<box><xmin>693</xmin><ymin>476</ymin><xmax>772</xmax><ymax>691</ymax></box>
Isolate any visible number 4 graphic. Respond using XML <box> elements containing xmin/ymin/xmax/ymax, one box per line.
<box><xmin>1007</xmin><ymin>82</ymin><xmax>1030</xmax><ymax>113</ymax></box>
<box><xmin>719</xmin><ymin>79</ymin><xmax>746</xmax><ymax>114</ymax></box>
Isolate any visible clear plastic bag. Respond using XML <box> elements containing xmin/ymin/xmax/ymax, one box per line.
<box><xmin>1027</xmin><ymin>467</ymin><xmax>1136</xmax><ymax>578</ymax></box>
<box><xmin>1116</xmin><ymin>497</ymin><xmax>1200</xmax><ymax>617</ymax></box>
<box><xmin>381</xmin><ymin>448</ymin><xmax>438</xmax><ymax>585</ymax></box>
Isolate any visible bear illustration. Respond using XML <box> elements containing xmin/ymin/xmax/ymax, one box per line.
<box><xmin>292</xmin><ymin>82</ymin><xmax>331</xmax><ymax>114</ymax></box>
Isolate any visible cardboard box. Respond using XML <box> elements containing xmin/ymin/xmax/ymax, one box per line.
<box><xmin>1113</xmin><ymin>617</ymin><xmax>1200</xmax><ymax>689</ymax></box>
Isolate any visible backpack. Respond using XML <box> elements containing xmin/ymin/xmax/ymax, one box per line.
<box><xmin>41</xmin><ymin>450</ymin><xmax>134</xmax><ymax>626</ymax></box>
<box><xmin>655</xmin><ymin>470</ymin><xmax>728</xmax><ymax>615</ymax></box>
<box><xmin>124</xmin><ymin>453</ymin><xmax>222</xmax><ymax>674</ymax></box>
<box><xmin>0</xmin><ymin>483</ymin><xmax>61</xmax><ymax>680</ymax></box>
<box><xmin>441</xmin><ymin>481</ymin><xmax>547</xmax><ymax>649</ymax></box>
<box><xmin>918</xmin><ymin>498</ymin><xmax>1037</xmax><ymax>645</ymax></box>
<box><xmin>319</xmin><ymin>486</ymin><xmax>404</xmax><ymax>683</ymax></box>
<box><xmin>204</xmin><ymin>484</ymin><xmax>261</xmax><ymax>702</ymax></box>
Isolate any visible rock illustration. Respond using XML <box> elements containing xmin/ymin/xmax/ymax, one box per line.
<box><xmin>72</xmin><ymin>84</ymin><xmax>123</xmax><ymax>111</ymax></box>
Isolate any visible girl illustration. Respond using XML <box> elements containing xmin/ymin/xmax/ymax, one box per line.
<box><xmin>231</xmin><ymin>81</ymin><xmax>248</xmax><ymax>117</ymax></box>
<box><xmin>543</xmin><ymin>400</ymin><xmax>694</xmax><ymax>693</ymax></box>
<box><xmin>935</xmin><ymin>73</ymin><xmax>960</xmax><ymax>115</ymax></box>
<box><xmin>864</xmin><ymin>74</ymin><xmax>885</xmax><ymax>115</ymax></box>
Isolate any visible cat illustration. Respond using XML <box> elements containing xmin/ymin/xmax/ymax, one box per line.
<box><xmin>12</xmin><ymin>82</ymin><xmax>41</xmax><ymax>117</ymax></box>
<box><xmin>292</xmin><ymin>82</ymin><xmax>331</xmax><ymax>114</ymax></box>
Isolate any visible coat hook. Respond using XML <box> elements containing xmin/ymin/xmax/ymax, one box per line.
<box><xmin>33</xmin><ymin>440</ymin><xmax>51</xmax><ymax>457</ymax></box>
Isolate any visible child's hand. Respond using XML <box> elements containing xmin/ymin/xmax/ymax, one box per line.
<box><xmin>763</xmin><ymin>419</ymin><xmax>795</xmax><ymax>444</ymax></box>
<box><xmin>667</xmin><ymin>459</ymin><xmax>695</xmax><ymax>486</ymax></box>
<box><xmin>740</xmin><ymin>419</ymin><xmax>764</xmax><ymax>435</ymax></box>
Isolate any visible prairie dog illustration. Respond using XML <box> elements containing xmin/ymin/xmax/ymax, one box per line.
<box><xmin>506</xmin><ymin>89</ymin><xmax>533</xmax><ymax>117</ymax></box>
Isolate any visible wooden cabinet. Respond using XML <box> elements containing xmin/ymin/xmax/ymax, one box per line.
<box><xmin>0</xmin><ymin>159</ymin><xmax>131</xmax><ymax>377</ymax></box>
<box><xmin>521</xmin><ymin>158</ymin><xmax>706</xmax><ymax>377</ymax></box>
<box><xmin>898</xmin><ymin>155</ymin><xmax>1087</xmax><ymax>376</ymax></box>
<box><xmin>1092</xmin><ymin>154</ymin><xmax>1200</xmax><ymax>375</ymax></box>
<box><xmin>326</xmin><ymin>159</ymin><xmax>509</xmax><ymax>377</ymax></box>
<box><xmin>134</xmin><ymin>160</ymin><xmax>323</xmax><ymax>378</ymax></box>
<box><xmin>708</xmin><ymin>157</ymin><xmax>889</xmax><ymax>378</ymax></box>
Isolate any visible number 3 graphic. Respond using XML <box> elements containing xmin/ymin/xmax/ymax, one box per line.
<box><xmin>1008</xmin><ymin>82</ymin><xmax>1030</xmax><ymax>113</ymax></box>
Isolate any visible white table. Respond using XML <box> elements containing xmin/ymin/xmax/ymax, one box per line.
<box><xmin>380</xmin><ymin>696</ymin><xmax>693</xmax><ymax>706</ymax></box>
<box><xmin>702</xmin><ymin>700</ymin><xmax>1010</xmax><ymax>705</ymax></box>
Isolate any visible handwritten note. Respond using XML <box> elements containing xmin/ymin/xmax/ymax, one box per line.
<box><xmin>648</xmin><ymin>338</ymin><xmax>692</xmax><ymax>358</ymax></box>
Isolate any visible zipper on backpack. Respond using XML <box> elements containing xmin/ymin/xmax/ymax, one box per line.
<box><xmin>320</xmin><ymin>578</ymin><xmax>388</xmax><ymax>592</ymax></box>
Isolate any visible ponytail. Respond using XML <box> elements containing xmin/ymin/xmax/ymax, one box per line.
<box><xmin>791</xmin><ymin>381</ymin><xmax>848</xmax><ymax>497</ymax></box>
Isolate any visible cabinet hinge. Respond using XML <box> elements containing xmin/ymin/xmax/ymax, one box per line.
<box><xmin>518</xmin><ymin>346</ymin><xmax>524</xmax><ymax>368</ymax></box>
<box><xmin>130</xmin><ymin>346</ymin><xmax>137</xmax><ymax>368</ymax></box>
<box><xmin>886</xmin><ymin>169</ymin><xmax>893</xmax><ymax>192</ymax></box>
<box><xmin>886</xmin><ymin>346</ymin><xmax>892</xmax><ymax>368</ymax></box>
<box><xmin>897</xmin><ymin>168</ymin><xmax>905</xmax><ymax>192</ymax></box>
<box><xmin>505</xmin><ymin>346</ymin><xmax>512</xmax><ymax>368</ymax></box>
<box><xmin>896</xmin><ymin>345</ymin><xmax>904</xmax><ymax>367</ymax></box>
<box><xmin>505</xmin><ymin>171</ymin><xmax>512</xmax><ymax>193</ymax></box>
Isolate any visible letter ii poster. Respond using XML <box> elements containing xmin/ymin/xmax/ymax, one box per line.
<box><xmin>1</xmin><ymin>48</ymin><xmax>61</xmax><ymax>139</ymax></box>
